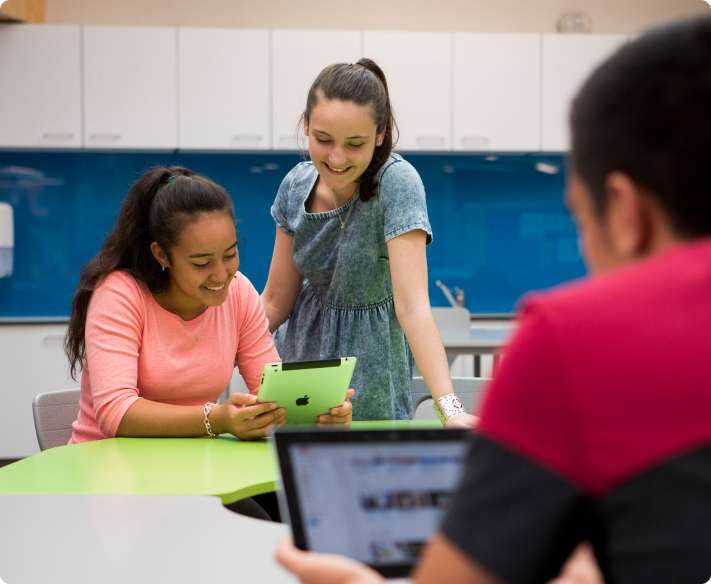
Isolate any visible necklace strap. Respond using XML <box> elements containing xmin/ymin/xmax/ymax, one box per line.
<box><xmin>336</xmin><ymin>197</ymin><xmax>357</xmax><ymax>231</ymax></box>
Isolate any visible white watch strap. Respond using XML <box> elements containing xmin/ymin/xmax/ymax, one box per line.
<box><xmin>432</xmin><ymin>393</ymin><xmax>465</xmax><ymax>424</ymax></box>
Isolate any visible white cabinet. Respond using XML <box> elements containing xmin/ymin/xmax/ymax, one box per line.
<box><xmin>453</xmin><ymin>33</ymin><xmax>540</xmax><ymax>152</ymax></box>
<box><xmin>83</xmin><ymin>26</ymin><xmax>178</xmax><ymax>149</ymax></box>
<box><xmin>0</xmin><ymin>25</ymin><xmax>82</xmax><ymax>148</ymax></box>
<box><xmin>542</xmin><ymin>34</ymin><xmax>628</xmax><ymax>151</ymax></box>
<box><xmin>271</xmin><ymin>30</ymin><xmax>362</xmax><ymax>150</ymax></box>
<box><xmin>0</xmin><ymin>25</ymin><xmax>635</xmax><ymax>154</ymax></box>
<box><xmin>0</xmin><ymin>324</ymin><xmax>77</xmax><ymax>459</ymax></box>
<box><xmin>178</xmin><ymin>28</ymin><xmax>270</xmax><ymax>150</ymax></box>
<box><xmin>363</xmin><ymin>31</ymin><xmax>451</xmax><ymax>151</ymax></box>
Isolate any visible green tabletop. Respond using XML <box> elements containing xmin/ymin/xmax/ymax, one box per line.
<box><xmin>0</xmin><ymin>420</ymin><xmax>440</xmax><ymax>504</ymax></box>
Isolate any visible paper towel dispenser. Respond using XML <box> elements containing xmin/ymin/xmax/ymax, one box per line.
<box><xmin>0</xmin><ymin>202</ymin><xmax>13</xmax><ymax>278</ymax></box>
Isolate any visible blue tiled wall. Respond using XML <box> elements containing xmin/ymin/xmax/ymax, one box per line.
<box><xmin>0</xmin><ymin>151</ymin><xmax>584</xmax><ymax>317</ymax></box>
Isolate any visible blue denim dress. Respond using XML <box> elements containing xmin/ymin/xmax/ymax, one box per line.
<box><xmin>270</xmin><ymin>154</ymin><xmax>433</xmax><ymax>420</ymax></box>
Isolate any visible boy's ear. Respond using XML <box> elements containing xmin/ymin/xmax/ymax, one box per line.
<box><xmin>604</xmin><ymin>172</ymin><xmax>651</xmax><ymax>259</ymax></box>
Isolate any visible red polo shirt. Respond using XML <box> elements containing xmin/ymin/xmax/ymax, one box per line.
<box><xmin>442</xmin><ymin>238</ymin><xmax>711</xmax><ymax>583</ymax></box>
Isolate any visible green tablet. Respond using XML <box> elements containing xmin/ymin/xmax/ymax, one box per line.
<box><xmin>257</xmin><ymin>357</ymin><xmax>357</xmax><ymax>425</ymax></box>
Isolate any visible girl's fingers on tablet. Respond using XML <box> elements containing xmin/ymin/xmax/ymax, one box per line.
<box><xmin>247</xmin><ymin>410</ymin><xmax>281</xmax><ymax>431</ymax></box>
<box><xmin>329</xmin><ymin>402</ymin><xmax>352</xmax><ymax>417</ymax></box>
<box><xmin>255</xmin><ymin>415</ymin><xmax>286</xmax><ymax>437</ymax></box>
<box><xmin>235</xmin><ymin>421</ymin><xmax>273</xmax><ymax>439</ymax></box>
<box><xmin>255</xmin><ymin>424</ymin><xmax>277</xmax><ymax>437</ymax></box>
<box><xmin>229</xmin><ymin>409</ymin><xmax>279</xmax><ymax>438</ymax></box>
<box><xmin>237</xmin><ymin>401</ymin><xmax>278</xmax><ymax>420</ymax></box>
<box><xmin>228</xmin><ymin>393</ymin><xmax>258</xmax><ymax>406</ymax></box>
<box><xmin>326</xmin><ymin>409</ymin><xmax>348</xmax><ymax>419</ymax></box>
<box><xmin>260</xmin><ymin>407</ymin><xmax>285</xmax><ymax>427</ymax></box>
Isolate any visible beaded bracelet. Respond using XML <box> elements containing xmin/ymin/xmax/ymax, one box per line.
<box><xmin>203</xmin><ymin>402</ymin><xmax>217</xmax><ymax>438</ymax></box>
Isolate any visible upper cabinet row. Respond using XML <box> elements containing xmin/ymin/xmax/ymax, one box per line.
<box><xmin>0</xmin><ymin>25</ymin><xmax>627</xmax><ymax>152</ymax></box>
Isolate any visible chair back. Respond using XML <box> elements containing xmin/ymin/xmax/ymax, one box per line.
<box><xmin>412</xmin><ymin>376</ymin><xmax>489</xmax><ymax>420</ymax></box>
<box><xmin>32</xmin><ymin>388</ymin><xmax>80</xmax><ymax>450</ymax></box>
<box><xmin>431</xmin><ymin>306</ymin><xmax>471</xmax><ymax>335</ymax></box>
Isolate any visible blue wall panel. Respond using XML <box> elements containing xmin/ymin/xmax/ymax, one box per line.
<box><xmin>0</xmin><ymin>151</ymin><xmax>583</xmax><ymax>318</ymax></box>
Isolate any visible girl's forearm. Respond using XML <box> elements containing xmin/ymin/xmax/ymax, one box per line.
<box><xmin>116</xmin><ymin>398</ymin><xmax>209</xmax><ymax>437</ymax></box>
<box><xmin>398</xmin><ymin>309</ymin><xmax>455</xmax><ymax>400</ymax></box>
<box><xmin>260</xmin><ymin>294</ymin><xmax>290</xmax><ymax>333</ymax></box>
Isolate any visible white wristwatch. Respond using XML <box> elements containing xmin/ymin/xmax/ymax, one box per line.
<box><xmin>432</xmin><ymin>393</ymin><xmax>465</xmax><ymax>425</ymax></box>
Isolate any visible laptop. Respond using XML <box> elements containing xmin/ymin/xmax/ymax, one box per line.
<box><xmin>273</xmin><ymin>427</ymin><xmax>467</xmax><ymax>578</ymax></box>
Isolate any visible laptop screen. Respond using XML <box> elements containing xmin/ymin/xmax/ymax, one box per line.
<box><xmin>274</xmin><ymin>428</ymin><xmax>467</xmax><ymax>578</ymax></box>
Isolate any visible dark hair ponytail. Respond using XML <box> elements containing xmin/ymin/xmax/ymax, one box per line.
<box><xmin>64</xmin><ymin>166</ymin><xmax>234</xmax><ymax>379</ymax></box>
<box><xmin>303</xmin><ymin>58</ymin><xmax>398</xmax><ymax>201</ymax></box>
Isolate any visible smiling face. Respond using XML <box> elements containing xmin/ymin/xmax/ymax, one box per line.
<box><xmin>150</xmin><ymin>211</ymin><xmax>238</xmax><ymax>320</ymax></box>
<box><xmin>305</xmin><ymin>94</ymin><xmax>384</xmax><ymax>200</ymax></box>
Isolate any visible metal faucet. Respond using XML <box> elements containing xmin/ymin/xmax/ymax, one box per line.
<box><xmin>454</xmin><ymin>287</ymin><xmax>466</xmax><ymax>307</ymax></box>
<box><xmin>435</xmin><ymin>280</ymin><xmax>466</xmax><ymax>309</ymax></box>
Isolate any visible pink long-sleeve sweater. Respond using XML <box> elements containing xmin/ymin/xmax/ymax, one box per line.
<box><xmin>70</xmin><ymin>270</ymin><xmax>280</xmax><ymax>443</ymax></box>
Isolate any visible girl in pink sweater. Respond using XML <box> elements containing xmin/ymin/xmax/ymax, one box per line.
<box><xmin>65</xmin><ymin>167</ymin><xmax>353</xmax><ymax>443</ymax></box>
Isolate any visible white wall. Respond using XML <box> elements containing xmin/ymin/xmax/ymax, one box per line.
<box><xmin>46</xmin><ymin>0</ymin><xmax>709</xmax><ymax>33</ymax></box>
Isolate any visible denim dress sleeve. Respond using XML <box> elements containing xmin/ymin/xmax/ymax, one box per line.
<box><xmin>270</xmin><ymin>163</ymin><xmax>307</xmax><ymax>236</ymax></box>
<box><xmin>378</xmin><ymin>157</ymin><xmax>433</xmax><ymax>244</ymax></box>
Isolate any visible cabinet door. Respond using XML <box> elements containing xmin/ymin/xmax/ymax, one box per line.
<box><xmin>542</xmin><ymin>34</ymin><xmax>628</xmax><ymax>151</ymax></box>
<box><xmin>83</xmin><ymin>26</ymin><xmax>178</xmax><ymax>149</ymax></box>
<box><xmin>453</xmin><ymin>33</ymin><xmax>540</xmax><ymax>152</ymax></box>
<box><xmin>363</xmin><ymin>31</ymin><xmax>451</xmax><ymax>151</ymax></box>
<box><xmin>0</xmin><ymin>325</ymin><xmax>77</xmax><ymax>459</ymax></box>
<box><xmin>271</xmin><ymin>30</ymin><xmax>362</xmax><ymax>150</ymax></box>
<box><xmin>178</xmin><ymin>28</ymin><xmax>270</xmax><ymax>150</ymax></box>
<box><xmin>0</xmin><ymin>25</ymin><xmax>82</xmax><ymax>148</ymax></box>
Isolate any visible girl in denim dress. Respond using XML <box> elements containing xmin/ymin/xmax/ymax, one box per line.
<box><xmin>262</xmin><ymin>59</ymin><xmax>474</xmax><ymax>426</ymax></box>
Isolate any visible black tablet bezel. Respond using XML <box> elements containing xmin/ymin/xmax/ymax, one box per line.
<box><xmin>273</xmin><ymin>427</ymin><xmax>467</xmax><ymax>579</ymax></box>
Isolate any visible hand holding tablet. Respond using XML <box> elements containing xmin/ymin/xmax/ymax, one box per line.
<box><xmin>257</xmin><ymin>357</ymin><xmax>357</xmax><ymax>425</ymax></box>
<box><xmin>317</xmin><ymin>387</ymin><xmax>356</xmax><ymax>427</ymax></box>
<box><xmin>208</xmin><ymin>392</ymin><xmax>286</xmax><ymax>440</ymax></box>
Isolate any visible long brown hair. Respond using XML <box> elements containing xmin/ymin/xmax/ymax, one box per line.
<box><xmin>303</xmin><ymin>58</ymin><xmax>398</xmax><ymax>202</ymax></box>
<box><xmin>64</xmin><ymin>166</ymin><xmax>234</xmax><ymax>380</ymax></box>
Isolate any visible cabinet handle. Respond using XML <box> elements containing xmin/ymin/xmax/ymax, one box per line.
<box><xmin>41</xmin><ymin>335</ymin><xmax>65</xmax><ymax>346</ymax></box>
<box><xmin>231</xmin><ymin>135</ymin><xmax>263</xmax><ymax>146</ymax></box>
<box><xmin>41</xmin><ymin>132</ymin><xmax>75</xmax><ymax>141</ymax></box>
<box><xmin>460</xmin><ymin>135</ymin><xmax>490</xmax><ymax>148</ymax></box>
<box><xmin>89</xmin><ymin>132</ymin><xmax>122</xmax><ymax>141</ymax></box>
<box><xmin>277</xmin><ymin>135</ymin><xmax>298</xmax><ymax>148</ymax></box>
<box><xmin>415</xmin><ymin>136</ymin><xmax>446</xmax><ymax>148</ymax></box>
